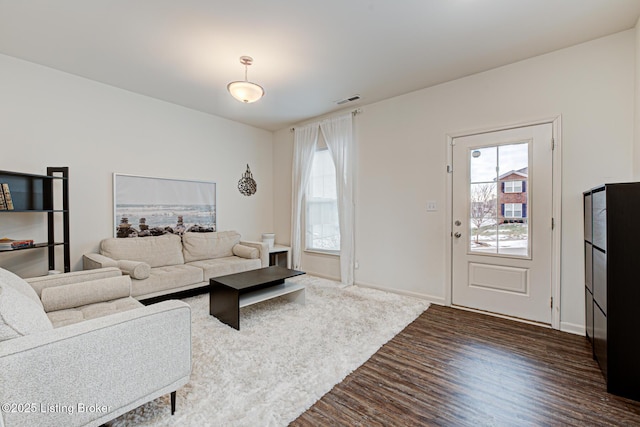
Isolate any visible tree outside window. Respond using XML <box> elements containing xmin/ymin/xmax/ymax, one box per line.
<box><xmin>470</xmin><ymin>183</ymin><xmax>497</xmax><ymax>244</ymax></box>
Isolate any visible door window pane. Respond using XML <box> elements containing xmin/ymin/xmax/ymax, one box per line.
<box><xmin>497</xmin><ymin>222</ymin><xmax>529</xmax><ymax>256</ymax></box>
<box><xmin>470</xmin><ymin>146</ymin><xmax>497</xmax><ymax>183</ymax></box>
<box><xmin>469</xmin><ymin>183</ymin><xmax>498</xmax><ymax>253</ymax></box>
<box><xmin>469</xmin><ymin>142</ymin><xmax>529</xmax><ymax>257</ymax></box>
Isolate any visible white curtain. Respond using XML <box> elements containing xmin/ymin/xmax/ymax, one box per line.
<box><xmin>291</xmin><ymin>113</ymin><xmax>355</xmax><ymax>285</ymax></box>
<box><xmin>291</xmin><ymin>123</ymin><xmax>318</xmax><ymax>271</ymax></box>
<box><xmin>320</xmin><ymin>113</ymin><xmax>354</xmax><ymax>285</ymax></box>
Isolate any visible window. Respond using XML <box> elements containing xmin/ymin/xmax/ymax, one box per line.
<box><xmin>306</xmin><ymin>149</ymin><xmax>340</xmax><ymax>252</ymax></box>
<box><xmin>469</xmin><ymin>142</ymin><xmax>529</xmax><ymax>257</ymax></box>
<box><xmin>504</xmin><ymin>180</ymin><xmax>523</xmax><ymax>193</ymax></box>
<box><xmin>503</xmin><ymin>203</ymin><xmax>523</xmax><ymax>218</ymax></box>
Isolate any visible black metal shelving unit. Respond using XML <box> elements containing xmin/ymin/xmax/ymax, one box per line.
<box><xmin>0</xmin><ymin>167</ymin><xmax>70</xmax><ymax>272</ymax></box>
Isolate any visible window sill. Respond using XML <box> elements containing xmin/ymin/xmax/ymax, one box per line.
<box><xmin>304</xmin><ymin>249</ymin><xmax>340</xmax><ymax>257</ymax></box>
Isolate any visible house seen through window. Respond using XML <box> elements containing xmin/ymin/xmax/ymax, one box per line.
<box><xmin>306</xmin><ymin>149</ymin><xmax>340</xmax><ymax>252</ymax></box>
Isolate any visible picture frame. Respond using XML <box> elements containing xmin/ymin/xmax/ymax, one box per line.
<box><xmin>113</xmin><ymin>173</ymin><xmax>216</xmax><ymax>237</ymax></box>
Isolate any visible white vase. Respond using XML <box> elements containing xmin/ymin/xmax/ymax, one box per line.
<box><xmin>262</xmin><ymin>233</ymin><xmax>275</xmax><ymax>249</ymax></box>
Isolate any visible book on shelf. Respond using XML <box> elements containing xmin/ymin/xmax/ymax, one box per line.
<box><xmin>1</xmin><ymin>183</ymin><xmax>14</xmax><ymax>210</ymax></box>
<box><xmin>0</xmin><ymin>238</ymin><xmax>35</xmax><ymax>250</ymax></box>
<box><xmin>0</xmin><ymin>185</ymin><xmax>6</xmax><ymax>210</ymax></box>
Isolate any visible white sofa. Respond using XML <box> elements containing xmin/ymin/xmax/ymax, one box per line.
<box><xmin>0</xmin><ymin>267</ymin><xmax>191</xmax><ymax>427</ymax></box>
<box><xmin>83</xmin><ymin>231</ymin><xmax>268</xmax><ymax>302</ymax></box>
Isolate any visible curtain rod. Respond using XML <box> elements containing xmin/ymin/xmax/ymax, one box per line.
<box><xmin>289</xmin><ymin>108</ymin><xmax>361</xmax><ymax>132</ymax></box>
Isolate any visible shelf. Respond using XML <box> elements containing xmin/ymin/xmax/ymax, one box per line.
<box><xmin>239</xmin><ymin>281</ymin><xmax>306</xmax><ymax>308</ymax></box>
<box><xmin>0</xmin><ymin>242</ymin><xmax>66</xmax><ymax>253</ymax></box>
<box><xmin>0</xmin><ymin>210</ymin><xmax>69</xmax><ymax>213</ymax></box>
<box><xmin>0</xmin><ymin>169</ymin><xmax>68</xmax><ymax>180</ymax></box>
<box><xmin>0</xmin><ymin>167</ymin><xmax>70</xmax><ymax>272</ymax></box>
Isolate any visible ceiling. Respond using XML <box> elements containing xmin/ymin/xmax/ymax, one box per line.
<box><xmin>1</xmin><ymin>1</ymin><xmax>640</xmax><ymax>132</ymax></box>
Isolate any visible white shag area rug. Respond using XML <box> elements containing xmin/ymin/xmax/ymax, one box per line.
<box><xmin>109</xmin><ymin>275</ymin><xmax>429</xmax><ymax>427</ymax></box>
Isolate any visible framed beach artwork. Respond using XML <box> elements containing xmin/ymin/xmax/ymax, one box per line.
<box><xmin>113</xmin><ymin>173</ymin><xmax>216</xmax><ymax>237</ymax></box>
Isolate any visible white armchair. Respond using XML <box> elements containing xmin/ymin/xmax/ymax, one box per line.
<box><xmin>0</xmin><ymin>267</ymin><xmax>191</xmax><ymax>427</ymax></box>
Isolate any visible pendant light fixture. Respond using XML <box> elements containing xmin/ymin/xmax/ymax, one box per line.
<box><xmin>227</xmin><ymin>56</ymin><xmax>264</xmax><ymax>103</ymax></box>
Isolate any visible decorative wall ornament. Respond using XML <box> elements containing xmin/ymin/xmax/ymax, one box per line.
<box><xmin>238</xmin><ymin>164</ymin><xmax>257</xmax><ymax>196</ymax></box>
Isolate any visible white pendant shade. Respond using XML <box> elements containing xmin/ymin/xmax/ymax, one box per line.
<box><xmin>227</xmin><ymin>80</ymin><xmax>264</xmax><ymax>103</ymax></box>
<box><xmin>228</xmin><ymin>56</ymin><xmax>264</xmax><ymax>103</ymax></box>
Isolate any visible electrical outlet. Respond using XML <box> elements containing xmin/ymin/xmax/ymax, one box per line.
<box><xmin>427</xmin><ymin>200</ymin><xmax>437</xmax><ymax>211</ymax></box>
<box><xmin>355</xmin><ymin>261</ymin><xmax>359</xmax><ymax>269</ymax></box>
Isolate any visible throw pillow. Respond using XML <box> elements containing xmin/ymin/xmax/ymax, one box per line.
<box><xmin>232</xmin><ymin>244</ymin><xmax>259</xmax><ymax>259</ymax></box>
<box><xmin>40</xmin><ymin>275</ymin><xmax>132</xmax><ymax>313</ymax></box>
<box><xmin>117</xmin><ymin>260</ymin><xmax>151</xmax><ymax>280</ymax></box>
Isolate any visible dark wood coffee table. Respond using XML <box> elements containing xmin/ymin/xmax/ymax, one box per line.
<box><xmin>209</xmin><ymin>266</ymin><xmax>306</xmax><ymax>330</ymax></box>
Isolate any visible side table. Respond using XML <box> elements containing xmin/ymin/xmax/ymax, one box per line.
<box><xmin>269</xmin><ymin>244</ymin><xmax>291</xmax><ymax>268</ymax></box>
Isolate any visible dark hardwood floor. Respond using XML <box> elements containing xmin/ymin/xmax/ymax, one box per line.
<box><xmin>292</xmin><ymin>305</ymin><xmax>640</xmax><ymax>426</ymax></box>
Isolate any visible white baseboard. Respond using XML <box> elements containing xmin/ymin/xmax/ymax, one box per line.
<box><xmin>354</xmin><ymin>280</ymin><xmax>445</xmax><ymax>305</ymax></box>
<box><xmin>304</xmin><ymin>270</ymin><xmax>341</xmax><ymax>282</ymax></box>
<box><xmin>351</xmin><ymin>277</ymin><xmax>587</xmax><ymax>336</ymax></box>
<box><xmin>560</xmin><ymin>321</ymin><xmax>585</xmax><ymax>336</ymax></box>
<box><xmin>341</xmin><ymin>277</ymin><xmax>586</xmax><ymax>336</ymax></box>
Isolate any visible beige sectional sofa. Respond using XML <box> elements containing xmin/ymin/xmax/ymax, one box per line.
<box><xmin>83</xmin><ymin>230</ymin><xmax>268</xmax><ymax>301</ymax></box>
<box><xmin>0</xmin><ymin>266</ymin><xmax>191</xmax><ymax>427</ymax></box>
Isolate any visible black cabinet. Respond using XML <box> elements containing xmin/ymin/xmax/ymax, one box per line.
<box><xmin>0</xmin><ymin>167</ymin><xmax>70</xmax><ymax>272</ymax></box>
<box><xmin>583</xmin><ymin>183</ymin><xmax>640</xmax><ymax>401</ymax></box>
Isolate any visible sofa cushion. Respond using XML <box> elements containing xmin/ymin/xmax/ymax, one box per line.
<box><xmin>0</xmin><ymin>267</ymin><xmax>43</xmax><ymax>308</ymax></box>
<box><xmin>40</xmin><ymin>275</ymin><xmax>132</xmax><ymax>313</ymax></box>
<box><xmin>130</xmin><ymin>265</ymin><xmax>204</xmax><ymax>298</ymax></box>
<box><xmin>182</xmin><ymin>231</ymin><xmax>241</xmax><ymax>263</ymax></box>
<box><xmin>117</xmin><ymin>260</ymin><xmax>151</xmax><ymax>280</ymax></box>
<box><xmin>187</xmin><ymin>256</ymin><xmax>262</xmax><ymax>282</ymax></box>
<box><xmin>232</xmin><ymin>244</ymin><xmax>259</xmax><ymax>259</ymax></box>
<box><xmin>100</xmin><ymin>234</ymin><xmax>185</xmax><ymax>268</ymax></box>
<box><xmin>0</xmin><ymin>283</ymin><xmax>53</xmax><ymax>342</ymax></box>
<box><xmin>46</xmin><ymin>309</ymin><xmax>83</xmax><ymax>327</ymax></box>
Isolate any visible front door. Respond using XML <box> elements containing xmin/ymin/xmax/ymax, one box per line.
<box><xmin>451</xmin><ymin>123</ymin><xmax>554</xmax><ymax>324</ymax></box>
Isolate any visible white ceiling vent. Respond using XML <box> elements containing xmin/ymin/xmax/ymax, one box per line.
<box><xmin>336</xmin><ymin>95</ymin><xmax>361</xmax><ymax>105</ymax></box>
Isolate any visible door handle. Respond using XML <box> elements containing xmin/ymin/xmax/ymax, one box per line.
<box><xmin>454</xmin><ymin>232</ymin><xmax>462</xmax><ymax>238</ymax></box>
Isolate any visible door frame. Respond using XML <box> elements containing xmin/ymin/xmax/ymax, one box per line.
<box><xmin>445</xmin><ymin>116</ymin><xmax>562</xmax><ymax>329</ymax></box>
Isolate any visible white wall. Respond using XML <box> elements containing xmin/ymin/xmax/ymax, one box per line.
<box><xmin>273</xmin><ymin>30</ymin><xmax>636</xmax><ymax>332</ymax></box>
<box><xmin>0</xmin><ymin>54</ymin><xmax>274</xmax><ymax>277</ymax></box>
